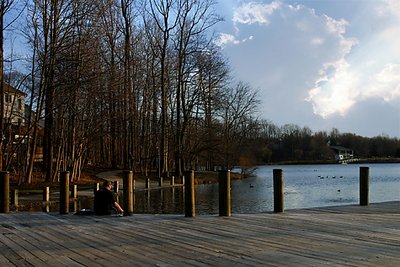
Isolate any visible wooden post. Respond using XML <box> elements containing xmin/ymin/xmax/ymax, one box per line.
<box><xmin>170</xmin><ymin>176</ymin><xmax>175</xmax><ymax>186</ymax></box>
<box><xmin>60</xmin><ymin>171</ymin><xmax>69</xmax><ymax>214</ymax></box>
<box><xmin>114</xmin><ymin>180</ymin><xmax>119</xmax><ymax>202</ymax></box>
<box><xmin>12</xmin><ymin>189</ymin><xmax>18</xmax><ymax>207</ymax></box>
<box><xmin>113</xmin><ymin>181</ymin><xmax>119</xmax><ymax>193</ymax></box>
<box><xmin>73</xmin><ymin>199</ymin><xmax>79</xmax><ymax>213</ymax></box>
<box><xmin>71</xmin><ymin>185</ymin><xmax>78</xmax><ymax>213</ymax></box>
<box><xmin>273</xmin><ymin>169</ymin><xmax>284</xmax><ymax>213</ymax></box>
<box><xmin>123</xmin><ymin>170</ymin><xmax>133</xmax><ymax>215</ymax></box>
<box><xmin>0</xmin><ymin>171</ymin><xmax>10</xmax><ymax>213</ymax></box>
<box><xmin>43</xmin><ymin>186</ymin><xmax>50</xmax><ymax>202</ymax></box>
<box><xmin>145</xmin><ymin>178</ymin><xmax>150</xmax><ymax>189</ymax></box>
<box><xmin>219</xmin><ymin>170</ymin><xmax>231</xmax><ymax>216</ymax></box>
<box><xmin>94</xmin><ymin>182</ymin><xmax>99</xmax><ymax>193</ymax></box>
<box><xmin>43</xmin><ymin>186</ymin><xmax>50</xmax><ymax>213</ymax></box>
<box><xmin>360</xmin><ymin>167</ymin><xmax>369</xmax><ymax>206</ymax></box>
<box><xmin>146</xmin><ymin>190</ymin><xmax>151</xmax><ymax>210</ymax></box>
<box><xmin>71</xmin><ymin>184</ymin><xmax>78</xmax><ymax>199</ymax></box>
<box><xmin>184</xmin><ymin>170</ymin><xmax>195</xmax><ymax>217</ymax></box>
<box><xmin>159</xmin><ymin>177</ymin><xmax>163</xmax><ymax>187</ymax></box>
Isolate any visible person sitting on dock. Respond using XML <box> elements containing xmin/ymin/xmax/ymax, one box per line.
<box><xmin>94</xmin><ymin>181</ymin><xmax>124</xmax><ymax>215</ymax></box>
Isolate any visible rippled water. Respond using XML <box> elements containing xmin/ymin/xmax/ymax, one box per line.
<box><xmin>15</xmin><ymin>163</ymin><xmax>399</xmax><ymax>214</ymax></box>
<box><xmin>227</xmin><ymin>163</ymin><xmax>400</xmax><ymax>213</ymax></box>
<box><xmin>135</xmin><ymin>163</ymin><xmax>399</xmax><ymax>214</ymax></box>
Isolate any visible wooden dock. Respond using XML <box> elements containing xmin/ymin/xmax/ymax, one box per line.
<box><xmin>0</xmin><ymin>201</ymin><xmax>399</xmax><ymax>266</ymax></box>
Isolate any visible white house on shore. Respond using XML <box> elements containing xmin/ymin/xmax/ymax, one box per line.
<box><xmin>3</xmin><ymin>83</ymin><xmax>26</xmax><ymax>126</ymax></box>
<box><xmin>329</xmin><ymin>145</ymin><xmax>354</xmax><ymax>161</ymax></box>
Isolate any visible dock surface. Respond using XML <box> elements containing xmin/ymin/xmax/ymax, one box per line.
<box><xmin>1</xmin><ymin>201</ymin><xmax>399</xmax><ymax>266</ymax></box>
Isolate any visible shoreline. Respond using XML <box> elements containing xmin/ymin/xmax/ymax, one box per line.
<box><xmin>263</xmin><ymin>158</ymin><xmax>400</xmax><ymax>165</ymax></box>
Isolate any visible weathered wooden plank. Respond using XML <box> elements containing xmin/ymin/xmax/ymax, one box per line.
<box><xmin>11</xmin><ymin>215</ymin><xmax>111</xmax><ymax>266</ymax></box>
<box><xmin>0</xmin><ymin>254</ymin><xmax>14</xmax><ymax>267</ymax></box>
<box><xmin>0</xmin><ymin>202</ymin><xmax>398</xmax><ymax>266</ymax></box>
<box><xmin>40</xmin><ymin>221</ymin><xmax>129</xmax><ymax>266</ymax></box>
<box><xmin>0</xmin><ymin>233</ymin><xmax>46</xmax><ymax>266</ymax></box>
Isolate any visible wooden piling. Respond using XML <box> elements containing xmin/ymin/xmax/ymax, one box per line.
<box><xmin>219</xmin><ymin>170</ymin><xmax>231</xmax><ymax>217</ymax></box>
<box><xmin>71</xmin><ymin>185</ymin><xmax>78</xmax><ymax>199</ymax></box>
<box><xmin>94</xmin><ymin>182</ymin><xmax>99</xmax><ymax>193</ymax></box>
<box><xmin>0</xmin><ymin>171</ymin><xmax>10</xmax><ymax>213</ymax></box>
<box><xmin>43</xmin><ymin>186</ymin><xmax>50</xmax><ymax>212</ymax></box>
<box><xmin>113</xmin><ymin>180</ymin><xmax>119</xmax><ymax>202</ymax></box>
<box><xmin>12</xmin><ymin>189</ymin><xmax>18</xmax><ymax>208</ymax></box>
<box><xmin>43</xmin><ymin>186</ymin><xmax>50</xmax><ymax>202</ymax></box>
<box><xmin>113</xmin><ymin>181</ymin><xmax>119</xmax><ymax>193</ymax></box>
<box><xmin>360</xmin><ymin>167</ymin><xmax>369</xmax><ymax>206</ymax></box>
<box><xmin>60</xmin><ymin>171</ymin><xmax>69</xmax><ymax>214</ymax></box>
<box><xmin>123</xmin><ymin>170</ymin><xmax>134</xmax><ymax>215</ymax></box>
<box><xmin>184</xmin><ymin>170</ymin><xmax>195</xmax><ymax>217</ymax></box>
<box><xmin>273</xmin><ymin>169</ymin><xmax>284</xmax><ymax>213</ymax></box>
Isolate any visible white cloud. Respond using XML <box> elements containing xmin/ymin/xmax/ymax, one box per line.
<box><xmin>310</xmin><ymin>37</ymin><xmax>324</xmax><ymax>45</ymax></box>
<box><xmin>307</xmin><ymin>0</ymin><xmax>400</xmax><ymax>119</ymax></box>
<box><xmin>307</xmin><ymin>59</ymin><xmax>360</xmax><ymax>118</ymax></box>
<box><xmin>370</xmin><ymin>64</ymin><xmax>400</xmax><ymax>102</ymax></box>
<box><xmin>214</xmin><ymin>33</ymin><xmax>240</xmax><ymax>47</ymax></box>
<box><xmin>324</xmin><ymin>15</ymin><xmax>347</xmax><ymax>35</ymax></box>
<box><xmin>381</xmin><ymin>0</ymin><xmax>400</xmax><ymax>17</ymax></box>
<box><xmin>232</xmin><ymin>1</ymin><xmax>282</xmax><ymax>25</ymax></box>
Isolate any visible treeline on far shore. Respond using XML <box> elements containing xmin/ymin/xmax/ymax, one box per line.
<box><xmin>235</xmin><ymin>123</ymin><xmax>400</xmax><ymax>166</ymax></box>
<box><xmin>262</xmin><ymin>158</ymin><xmax>400</xmax><ymax>166</ymax></box>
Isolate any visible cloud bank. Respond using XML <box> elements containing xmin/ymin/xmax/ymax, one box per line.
<box><xmin>215</xmin><ymin>0</ymin><xmax>400</xmax><ymax>136</ymax></box>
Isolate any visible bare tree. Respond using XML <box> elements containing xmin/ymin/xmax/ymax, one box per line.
<box><xmin>218</xmin><ymin>82</ymin><xmax>260</xmax><ymax>168</ymax></box>
<box><xmin>172</xmin><ymin>0</ymin><xmax>221</xmax><ymax>176</ymax></box>
<box><xmin>145</xmin><ymin>0</ymin><xmax>181</xmax><ymax>178</ymax></box>
<box><xmin>194</xmin><ymin>46</ymin><xmax>229</xmax><ymax>170</ymax></box>
<box><xmin>0</xmin><ymin>0</ymin><xmax>18</xmax><ymax>170</ymax></box>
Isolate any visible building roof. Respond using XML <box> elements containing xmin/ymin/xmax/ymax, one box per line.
<box><xmin>329</xmin><ymin>145</ymin><xmax>353</xmax><ymax>152</ymax></box>
<box><xmin>2</xmin><ymin>83</ymin><xmax>27</xmax><ymax>96</ymax></box>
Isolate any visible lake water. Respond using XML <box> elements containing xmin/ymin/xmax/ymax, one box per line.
<box><xmin>134</xmin><ymin>163</ymin><xmax>399</xmax><ymax>214</ymax></box>
<box><xmin>16</xmin><ymin>163</ymin><xmax>399</xmax><ymax>214</ymax></box>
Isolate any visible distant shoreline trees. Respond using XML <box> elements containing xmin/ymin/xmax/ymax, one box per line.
<box><xmin>237</xmin><ymin>123</ymin><xmax>400</xmax><ymax>166</ymax></box>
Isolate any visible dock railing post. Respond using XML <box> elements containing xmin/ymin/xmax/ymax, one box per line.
<box><xmin>43</xmin><ymin>186</ymin><xmax>50</xmax><ymax>212</ymax></box>
<box><xmin>114</xmin><ymin>180</ymin><xmax>119</xmax><ymax>202</ymax></box>
<box><xmin>184</xmin><ymin>170</ymin><xmax>195</xmax><ymax>217</ymax></box>
<box><xmin>273</xmin><ymin>169</ymin><xmax>284</xmax><ymax>213</ymax></box>
<box><xmin>113</xmin><ymin>181</ymin><xmax>119</xmax><ymax>193</ymax></box>
<box><xmin>71</xmin><ymin>184</ymin><xmax>78</xmax><ymax>199</ymax></box>
<box><xmin>219</xmin><ymin>170</ymin><xmax>231</xmax><ymax>217</ymax></box>
<box><xmin>72</xmin><ymin>184</ymin><xmax>78</xmax><ymax>213</ymax></box>
<box><xmin>123</xmin><ymin>170</ymin><xmax>134</xmax><ymax>215</ymax></box>
<box><xmin>94</xmin><ymin>182</ymin><xmax>99</xmax><ymax>193</ymax></box>
<box><xmin>43</xmin><ymin>186</ymin><xmax>50</xmax><ymax>202</ymax></box>
<box><xmin>60</xmin><ymin>171</ymin><xmax>70</xmax><ymax>214</ymax></box>
<box><xmin>360</xmin><ymin>167</ymin><xmax>369</xmax><ymax>206</ymax></box>
<box><xmin>12</xmin><ymin>189</ymin><xmax>18</xmax><ymax>208</ymax></box>
<box><xmin>0</xmin><ymin>171</ymin><xmax>10</xmax><ymax>213</ymax></box>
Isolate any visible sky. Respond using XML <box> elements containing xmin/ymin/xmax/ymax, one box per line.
<box><xmin>214</xmin><ymin>0</ymin><xmax>400</xmax><ymax>138</ymax></box>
